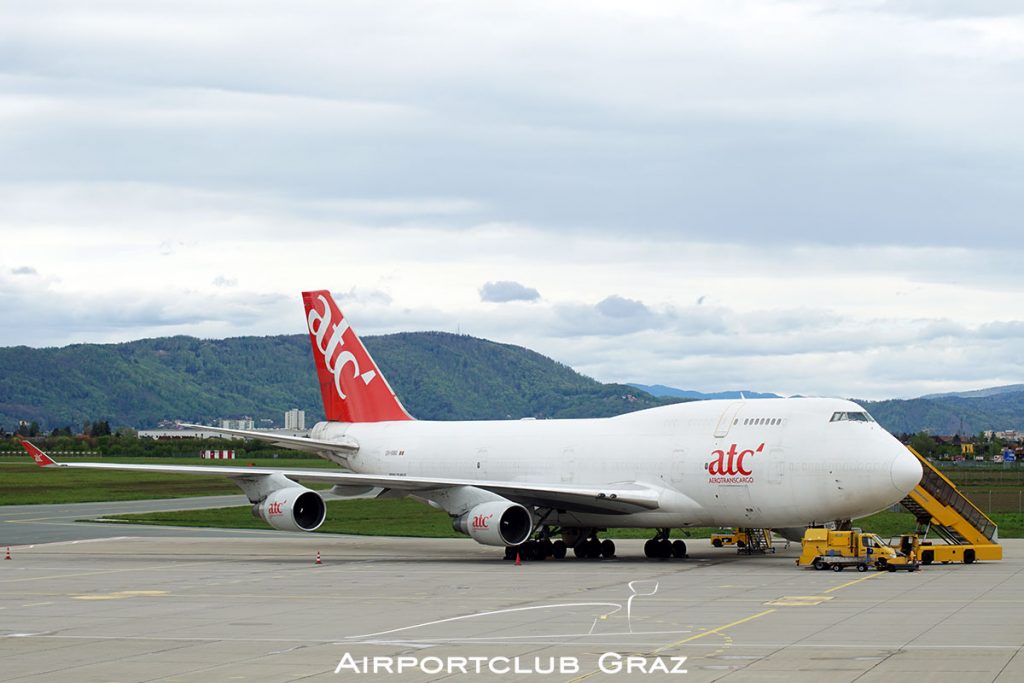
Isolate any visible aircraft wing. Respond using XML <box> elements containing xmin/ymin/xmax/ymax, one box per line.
<box><xmin>178</xmin><ymin>423</ymin><xmax>358</xmax><ymax>455</ymax></box>
<box><xmin>20</xmin><ymin>441</ymin><xmax>660</xmax><ymax>515</ymax></box>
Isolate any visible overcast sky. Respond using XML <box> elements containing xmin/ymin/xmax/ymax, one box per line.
<box><xmin>1</xmin><ymin>1</ymin><xmax>1022</xmax><ymax>400</ymax></box>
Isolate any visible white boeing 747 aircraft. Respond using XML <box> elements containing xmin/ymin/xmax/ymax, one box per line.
<box><xmin>21</xmin><ymin>289</ymin><xmax>922</xmax><ymax>560</ymax></box>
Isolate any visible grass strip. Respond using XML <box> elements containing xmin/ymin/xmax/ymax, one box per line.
<box><xmin>0</xmin><ymin>457</ymin><xmax>335</xmax><ymax>505</ymax></box>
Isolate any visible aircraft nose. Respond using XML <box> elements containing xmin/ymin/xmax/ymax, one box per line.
<box><xmin>890</xmin><ymin>448</ymin><xmax>923</xmax><ymax>495</ymax></box>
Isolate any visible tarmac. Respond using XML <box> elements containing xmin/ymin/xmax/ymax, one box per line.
<box><xmin>1</xmin><ymin>519</ymin><xmax>1022</xmax><ymax>682</ymax></box>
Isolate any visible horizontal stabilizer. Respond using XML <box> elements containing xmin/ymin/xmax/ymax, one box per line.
<box><xmin>179</xmin><ymin>423</ymin><xmax>359</xmax><ymax>455</ymax></box>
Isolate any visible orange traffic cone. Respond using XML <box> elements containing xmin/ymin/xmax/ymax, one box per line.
<box><xmin>4</xmin><ymin>546</ymin><xmax>11</xmax><ymax>560</ymax></box>
<box><xmin>515</xmin><ymin>551</ymin><xmax>521</xmax><ymax>566</ymax></box>
<box><xmin>315</xmin><ymin>551</ymin><xmax>322</xmax><ymax>565</ymax></box>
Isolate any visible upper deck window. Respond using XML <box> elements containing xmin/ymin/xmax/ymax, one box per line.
<box><xmin>829</xmin><ymin>411</ymin><xmax>875</xmax><ymax>423</ymax></box>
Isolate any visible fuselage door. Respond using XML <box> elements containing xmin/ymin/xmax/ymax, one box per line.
<box><xmin>561</xmin><ymin>447</ymin><xmax>576</xmax><ymax>483</ymax></box>
<box><xmin>476</xmin><ymin>447</ymin><xmax>488</xmax><ymax>479</ymax></box>
<box><xmin>768</xmin><ymin>447</ymin><xmax>785</xmax><ymax>485</ymax></box>
<box><xmin>713</xmin><ymin>402</ymin><xmax>744</xmax><ymax>438</ymax></box>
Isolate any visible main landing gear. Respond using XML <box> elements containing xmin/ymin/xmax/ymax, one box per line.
<box><xmin>572</xmin><ymin>533</ymin><xmax>616</xmax><ymax>560</ymax></box>
<box><xmin>643</xmin><ymin>528</ymin><xmax>687</xmax><ymax>559</ymax></box>
<box><xmin>503</xmin><ymin>527</ymin><xmax>615</xmax><ymax>561</ymax></box>
<box><xmin>503</xmin><ymin>536</ymin><xmax>568</xmax><ymax>561</ymax></box>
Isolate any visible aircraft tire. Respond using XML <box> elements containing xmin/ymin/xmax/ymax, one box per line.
<box><xmin>658</xmin><ymin>539</ymin><xmax>672</xmax><ymax>559</ymax></box>
<box><xmin>644</xmin><ymin>539</ymin><xmax>658</xmax><ymax>558</ymax></box>
<box><xmin>600</xmin><ymin>539</ymin><xmax>616</xmax><ymax>558</ymax></box>
<box><xmin>504</xmin><ymin>546</ymin><xmax>517</xmax><ymax>561</ymax></box>
<box><xmin>671</xmin><ymin>540</ymin><xmax>687</xmax><ymax>558</ymax></box>
<box><xmin>537</xmin><ymin>539</ymin><xmax>554</xmax><ymax>559</ymax></box>
<box><xmin>552</xmin><ymin>540</ymin><xmax>567</xmax><ymax>559</ymax></box>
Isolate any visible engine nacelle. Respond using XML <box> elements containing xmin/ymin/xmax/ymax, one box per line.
<box><xmin>254</xmin><ymin>487</ymin><xmax>326</xmax><ymax>532</ymax></box>
<box><xmin>455</xmin><ymin>501</ymin><xmax>533</xmax><ymax>547</ymax></box>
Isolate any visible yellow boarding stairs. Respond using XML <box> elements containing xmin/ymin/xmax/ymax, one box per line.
<box><xmin>737</xmin><ymin>528</ymin><xmax>775</xmax><ymax>554</ymax></box>
<box><xmin>901</xmin><ymin>447</ymin><xmax>1002</xmax><ymax>564</ymax></box>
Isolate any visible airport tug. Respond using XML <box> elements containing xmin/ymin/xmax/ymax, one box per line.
<box><xmin>797</xmin><ymin>528</ymin><xmax>919</xmax><ymax>572</ymax></box>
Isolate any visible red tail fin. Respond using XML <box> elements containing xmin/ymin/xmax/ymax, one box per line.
<box><xmin>301</xmin><ymin>290</ymin><xmax>413</xmax><ymax>423</ymax></box>
<box><xmin>20</xmin><ymin>440</ymin><xmax>57</xmax><ymax>467</ymax></box>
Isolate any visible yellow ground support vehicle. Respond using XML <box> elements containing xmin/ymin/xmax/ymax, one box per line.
<box><xmin>798</xmin><ymin>528</ymin><xmax>919</xmax><ymax>572</ymax></box>
<box><xmin>710</xmin><ymin>529</ymin><xmax>749</xmax><ymax>548</ymax></box>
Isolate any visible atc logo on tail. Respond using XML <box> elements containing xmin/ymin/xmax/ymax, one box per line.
<box><xmin>301</xmin><ymin>290</ymin><xmax>413</xmax><ymax>424</ymax></box>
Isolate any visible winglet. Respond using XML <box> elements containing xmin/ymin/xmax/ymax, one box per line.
<box><xmin>20</xmin><ymin>440</ymin><xmax>57</xmax><ymax>467</ymax></box>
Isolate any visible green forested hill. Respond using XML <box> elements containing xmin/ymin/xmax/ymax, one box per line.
<box><xmin>2</xmin><ymin>332</ymin><xmax>1020</xmax><ymax>434</ymax></box>
<box><xmin>859</xmin><ymin>393</ymin><xmax>1024</xmax><ymax>436</ymax></box>
<box><xmin>0</xmin><ymin>333</ymin><xmax>676</xmax><ymax>430</ymax></box>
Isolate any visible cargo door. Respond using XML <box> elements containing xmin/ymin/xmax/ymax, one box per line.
<box><xmin>658</xmin><ymin>447</ymin><xmax>686</xmax><ymax>486</ymax></box>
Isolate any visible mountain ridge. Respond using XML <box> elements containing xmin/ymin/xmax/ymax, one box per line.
<box><xmin>2</xmin><ymin>333</ymin><xmax>1021</xmax><ymax>435</ymax></box>
<box><xmin>0</xmin><ymin>332</ymin><xmax>679</xmax><ymax>430</ymax></box>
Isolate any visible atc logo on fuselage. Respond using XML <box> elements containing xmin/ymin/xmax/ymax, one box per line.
<box><xmin>706</xmin><ymin>442</ymin><xmax>764</xmax><ymax>484</ymax></box>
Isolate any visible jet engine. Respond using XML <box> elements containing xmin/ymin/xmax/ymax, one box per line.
<box><xmin>454</xmin><ymin>501</ymin><xmax>533</xmax><ymax>546</ymax></box>
<box><xmin>254</xmin><ymin>486</ymin><xmax>327</xmax><ymax>532</ymax></box>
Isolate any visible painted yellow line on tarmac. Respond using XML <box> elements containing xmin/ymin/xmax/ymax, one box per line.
<box><xmin>0</xmin><ymin>563</ymin><xmax>219</xmax><ymax>584</ymax></box>
<box><xmin>73</xmin><ymin>590</ymin><xmax>167</xmax><ymax>601</ymax></box>
<box><xmin>564</xmin><ymin>609</ymin><xmax>776</xmax><ymax>683</ymax></box>
<box><xmin>765</xmin><ymin>595</ymin><xmax>832</xmax><ymax>606</ymax></box>
<box><xmin>651</xmin><ymin>608</ymin><xmax>777</xmax><ymax>653</ymax></box>
<box><xmin>565</xmin><ymin>567</ymin><xmax>892</xmax><ymax>682</ymax></box>
<box><xmin>824</xmin><ymin>572</ymin><xmax>881</xmax><ymax>593</ymax></box>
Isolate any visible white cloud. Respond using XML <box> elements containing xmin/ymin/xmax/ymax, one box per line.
<box><xmin>479</xmin><ymin>281</ymin><xmax>541</xmax><ymax>303</ymax></box>
<box><xmin>0</xmin><ymin>2</ymin><xmax>1021</xmax><ymax>399</ymax></box>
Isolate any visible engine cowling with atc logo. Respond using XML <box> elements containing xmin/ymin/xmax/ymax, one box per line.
<box><xmin>454</xmin><ymin>501</ymin><xmax>534</xmax><ymax>547</ymax></box>
<box><xmin>254</xmin><ymin>486</ymin><xmax>327</xmax><ymax>532</ymax></box>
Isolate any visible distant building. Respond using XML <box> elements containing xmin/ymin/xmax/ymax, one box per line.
<box><xmin>220</xmin><ymin>417</ymin><xmax>254</xmax><ymax>430</ymax></box>
<box><xmin>201</xmin><ymin>450</ymin><xmax>236</xmax><ymax>459</ymax></box>
<box><xmin>285</xmin><ymin>408</ymin><xmax>305</xmax><ymax>431</ymax></box>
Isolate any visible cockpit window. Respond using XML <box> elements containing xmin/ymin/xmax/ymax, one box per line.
<box><xmin>829</xmin><ymin>411</ymin><xmax>875</xmax><ymax>423</ymax></box>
